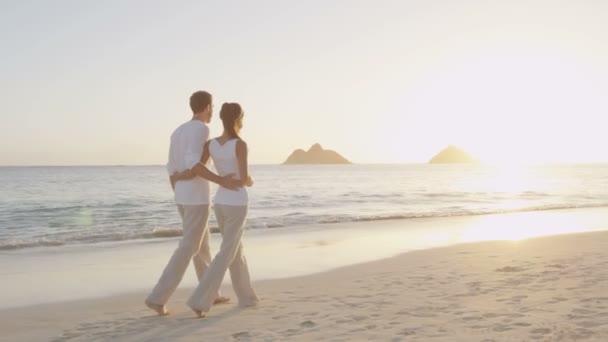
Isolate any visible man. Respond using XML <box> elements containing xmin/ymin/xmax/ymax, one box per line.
<box><xmin>145</xmin><ymin>91</ymin><xmax>239</xmax><ymax>315</ymax></box>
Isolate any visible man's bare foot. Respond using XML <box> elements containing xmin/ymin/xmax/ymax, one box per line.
<box><xmin>214</xmin><ymin>296</ymin><xmax>230</xmax><ymax>305</ymax></box>
<box><xmin>145</xmin><ymin>300</ymin><xmax>169</xmax><ymax>316</ymax></box>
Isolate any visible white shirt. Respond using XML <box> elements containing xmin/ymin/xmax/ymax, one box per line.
<box><xmin>209</xmin><ymin>138</ymin><xmax>249</xmax><ymax>206</ymax></box>
<box><xmin>166</xmin><ymin>120</ymin><xmax>210</xmax><ymax>205</ymax></box>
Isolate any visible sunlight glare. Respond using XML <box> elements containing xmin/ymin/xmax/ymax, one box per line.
<box><xmin>459</xmin><ymin>211</ymin><xmax>580</xmax><ymax>242</ymax></box>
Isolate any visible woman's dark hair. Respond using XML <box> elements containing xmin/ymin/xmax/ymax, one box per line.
<box><xmin>220</xmin><ymin>102</ymin><xmax>244</xmax><ymax>139</ymax></box>
<box><xmin>189</xmin><ymin>91</ymin><xmax>212</xmax><ymax>114</ymax></box>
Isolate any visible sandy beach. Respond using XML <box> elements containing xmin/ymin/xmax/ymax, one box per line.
<box><xmin>3</xmin><ymin>227</ymin><xmax>607</xmax><ymax>341</ymax></box>
<box><xmin>4</xmin><ymin>1</ymin><xmax>608</xmax><ymax>340</ymax></box>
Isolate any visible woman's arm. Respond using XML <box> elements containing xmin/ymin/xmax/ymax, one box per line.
<box><xmin>173</xmin><ymin>165</ymin><xmax>237</xmax><ymax>188</ymax></box>
<box><xmin>172</xmin><ymin>141</ymin><xmax>239</xmax><ymax>189</ymax></box>
<box><xmin>173</xmin><ymin>139</ymin><xmax>211</xmax><ymax>182</ymax></box>
<box><xmin>236</xmin><ymin>140</ymin><xmax>253</xmax><ymax>187</ymax></box>
<box><xmin>171</xmin><ymin>169</ymin><xmax>195</xmax><ymax>182</ymax></box>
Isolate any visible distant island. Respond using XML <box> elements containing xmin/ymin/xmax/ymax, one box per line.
<box><xmin>429</xmin><ymin>145</ymin><xmax>478</xmax><ymax>164</ymax></box>
<box><xmin>283</xmin><ymin>144</ymin><xmax>351</xmax><ymax>164</ymax></box>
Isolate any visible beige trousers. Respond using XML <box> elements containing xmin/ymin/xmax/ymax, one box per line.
<box><xmin>187</xmin><ymin>204</ymin><xmax>258</xmax><ymax>312</ymax></box>
<box><xmin>147</xmin><ymin>204</ymin><xmax>219</xmax><ymax>305</ymax></box>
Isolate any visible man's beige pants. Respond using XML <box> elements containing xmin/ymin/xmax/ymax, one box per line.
<box><xmin>147</xmin><ymin>204</ymin><xmax>219</xmax><ymax>305</ymax></box>
<box><xmin>187</xmin><ymin>204</ymin><xmax>258</xmax><ymax>312</ymax></box>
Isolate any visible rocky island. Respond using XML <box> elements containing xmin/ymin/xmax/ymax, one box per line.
<box><xmin>429</xmin><ymin>145</ymin><xmax>477</xmax><ymax>164</ymax></box>
<box><xmin>283</xmin><ymin>143</ymin><xmax>351</xmax><ymax>164</ymax></box>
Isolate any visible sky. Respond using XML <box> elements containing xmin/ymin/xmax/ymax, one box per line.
<box><xmin>1</xmin><ymin>0</ymin><xmax>608</xmax><ymax>165</ymax></box>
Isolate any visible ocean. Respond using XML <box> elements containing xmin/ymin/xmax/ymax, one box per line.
<box><xmin>1</xmin><ymin>164</ymin><xmax>607</xmax><ymax>251</ymax></box>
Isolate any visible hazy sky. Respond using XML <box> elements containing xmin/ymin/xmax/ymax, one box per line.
<box><xmin>2</xmin><ymin>0</ymin><xmax>607</xmax><ymax>165</ymax></box>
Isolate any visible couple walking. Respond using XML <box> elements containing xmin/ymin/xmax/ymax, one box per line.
<box><xmin>145</xmin><ymin>90</ymin><xmax>258</xmax><ymax>318</ymax></box>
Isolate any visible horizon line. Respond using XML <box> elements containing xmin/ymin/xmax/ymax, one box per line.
<box><xmin>1</xmin><ymin>161</ymin><xmax>607</xmax><ymax>168</ymax></box>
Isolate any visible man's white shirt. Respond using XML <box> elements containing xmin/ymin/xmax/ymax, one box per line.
<box><xmin>166</xmin><ymin>120</ymin><xmax>210</xmax><ymax>205</ymax></box>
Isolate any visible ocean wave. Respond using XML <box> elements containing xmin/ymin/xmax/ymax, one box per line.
<box><xmin>0</xmin><ymin>227</ymin><xmax>183</xmax><ymax>251</ymax></box>
<box><xmin>11</xmin><ymin>205</ymin><xmax>88</xmax><ymax>215</ymax></box>
<box><xmin>283</xmin><ymin>212</ymin><xmax>305</xmax><ymax>216</ymax></box>
<box><xmin>0</xmin><ymin>239</ymin><xmax>66</xmax><ymax>251</ymax></box>
<box><xmin>141</xmin><ymin>228</ymin><xmax>183</xmax><ymax>238</ymax></box>
<box><xmin>2</xmin><ymin>203</ymin><xmax>607</xmax><ymax>251</ymax></box>
<box><xmin>0</xmin><ymin>225</ymin><xmax>232</xmax><ymax>251</ymax></box>
<box><xmin>519</xmin><ymin>191</ymin><xmax>550</xmax><ymax>197</ymax></box>
<box><xmin>350</xmin><ymin>203</ymin><xmax>608</xmax><ymax>222</ymax></box>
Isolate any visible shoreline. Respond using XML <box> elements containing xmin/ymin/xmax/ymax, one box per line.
<box><xmin>2</xmin><ymin>230</ymin><xmax>608</xmax><ymax>341</ymax></box>
<box><xmin>2</xmin><ymin>207</ymin><xmax>608</xmax><ymax>310</ymax></box>
<box><xmin>3</xmin><ymin>204</ymin><xmax>608</xmax><ymax>253</ymax></box>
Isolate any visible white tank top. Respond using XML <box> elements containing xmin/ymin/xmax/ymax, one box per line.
<box><xmin>209</xmin><ymin>138</ymin><xmax>249</xmax><ymax>206</ymax></box>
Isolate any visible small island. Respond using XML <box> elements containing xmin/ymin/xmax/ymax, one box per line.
<box><xmin>283</xmin><ymin>143</ymin><xmax>351</xmax><ymax>165</ymax></box>
<box><xmin>429</xmin><ymin>145</ymin><xmax>478</xmax><ymax>164</ymax></box>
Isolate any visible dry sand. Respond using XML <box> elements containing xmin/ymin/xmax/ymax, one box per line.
<box><xmin>2</xmin><ymin>230</ymin><xmax>607</xmax><ymax>341</ymax></box>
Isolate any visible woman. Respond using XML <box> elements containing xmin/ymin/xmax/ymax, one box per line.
<box><xmin>176</xmin><ymin>102</ymin><xmax>258</xmax><ymax>317</ymax></box>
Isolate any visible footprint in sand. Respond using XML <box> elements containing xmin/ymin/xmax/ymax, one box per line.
<box><xmin>336</xmin><ymin>319</ymin><xmax>353</xmax><ymax>324</ymax></box>
<box><xmin>511</xmin><ymin>295</ymin><xmax>528</xmax><ymax>301</ymax></box>
<box><xmin>482</xmin><ymin>313</ymin><xmax>502</xmax><ymax>319</ymax></box>
<box><xmin>530</xmin><ymin>328</ymin><xmax>551</xmax><ymax>335</ymax></box>
<box><xmin>350</xmin><ymin>294</ymin><xmax>373</xmax><ymax>299</ymax></box>
<box><xmin>576</xmin><ymin>321</ymin><xmax>605</xmax><ymax>328</ymax></box>
<box><xmin>232</xmin><ymin>332</ymin><xmax>251</xmax><ymax>339</ymax></box>
<box><xmin>570</xmin><ymin>328</ymin><xmax>595</xmax><ymax>339</ymax></box>
<box><xmin>284</xmin><ymin>329</ymin><xmax>299</xmax><ymax>336</ymax></box>
<box><xmin>399</xmin><ymin>328</ymin><xmax>416</xmax><ymax>336</ymax></box>
<box><xmin>411</xmin><ymin>312</ymin><xmax>438</xmax><ymax>318</ymax></box>
<box><xmin>572</xmin><ymin>308</ymin><xmax>596</xmax><ymax>315</ymax></box>
<box><xmin>539</xmin><ymin>277</ymin><xmax>560</xmax><ymax>283</ymax></box>
<box><xmin>300</xmin><ymin>320</ymin><xmax>316</xmax><ymax>328</ymax></box>
<box><xmin>492</xmin><ymin>324</ymin><xmax>513</xmax><ymax>332</ymax></box>
<box><xmin>547</xmin><ymin>297</ymin><xmax>568</xmax><ymax>304</ymax></box>
<box><xmin>60</xmin><ymin>332</ymin><xmax>83</xmax><ymax>339</ymax></box>
<box><xmin>512</xmin><ymin>322</ymin><xmax>532</xmax><ymax>327</ymax></box>
<box><xmin>580</xmin><ymin>297</ymin><xmax>608</xmax><ymax>304</ymax></box>
<box><xmin>495</xmin><ymin>266</ymin><xmax>525</xmax><ymax>273</ymax></box>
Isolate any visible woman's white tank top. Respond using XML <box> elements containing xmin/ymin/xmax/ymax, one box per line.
<box><xmin>209</xmin><ymin>138</ymin><xmax>249</xmax><ymax>206</ymax></box>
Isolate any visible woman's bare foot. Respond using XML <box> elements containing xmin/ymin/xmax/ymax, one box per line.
<box><xmin>145</xmin><ymin>300</ymin><xmax>169</xmax><ymax>316</ymax></box>
<box><xmin>191</xmin><ymin>308</ymin><xmax>206</xmax><ymax>318</ymax></box>
<box><xmin>239</xmin><ymin>299</ymin><xmax>259</xmax><ymax>308</ymax></box>
<box><xmin>213</xmin><ymin>296</ymin><xmax>230</xmax><ymax>305</ymax></box>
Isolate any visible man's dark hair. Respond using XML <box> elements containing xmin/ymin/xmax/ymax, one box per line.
<box><xmin>189</xmin><ymin>91</ymin><xmax>212</xmax><ymax>114</ymax></box>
